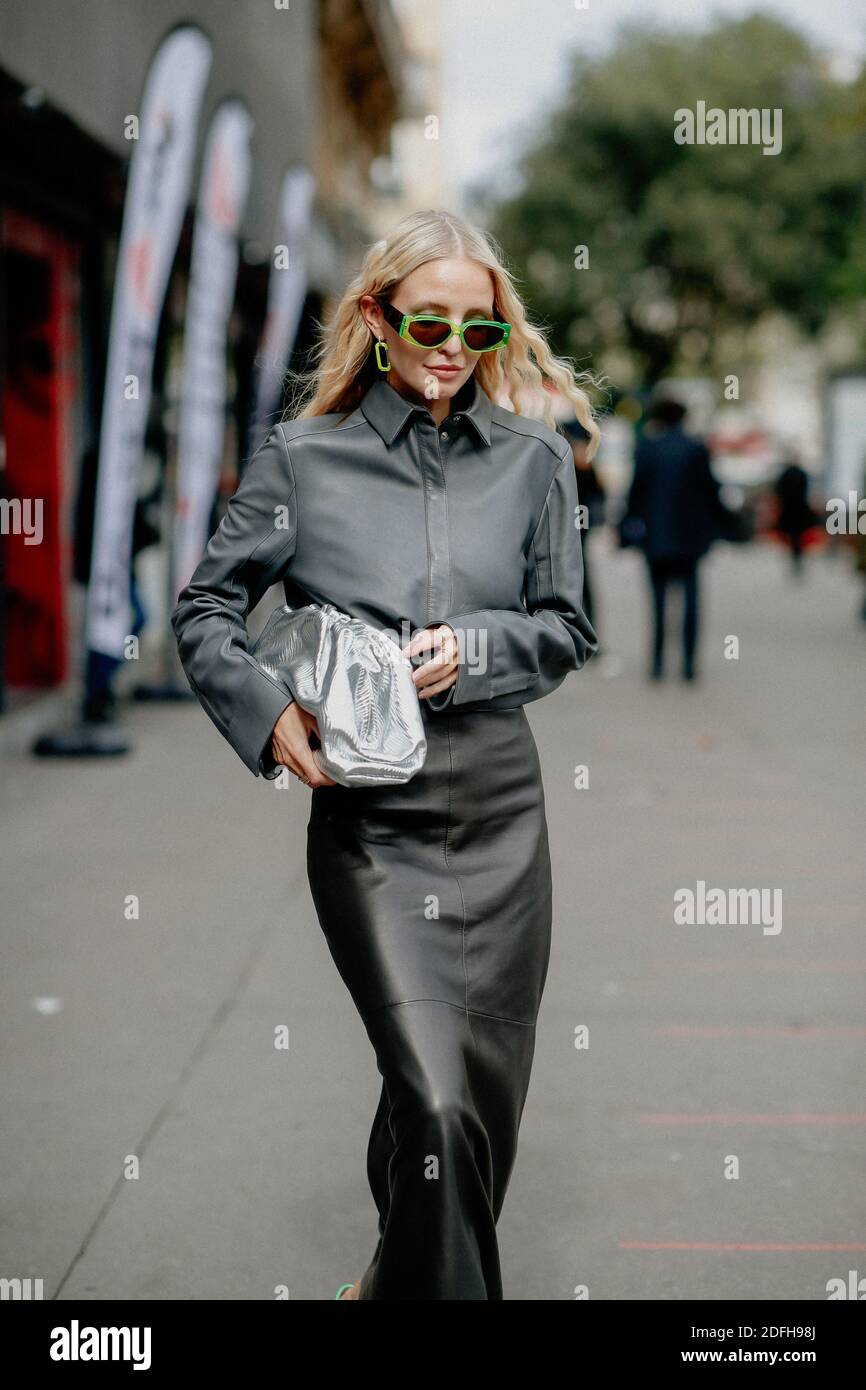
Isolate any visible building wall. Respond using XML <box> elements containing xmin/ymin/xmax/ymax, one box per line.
<box><xmin>0</xmin><ymin>0</ymin><xmax>316</xmax><ymax>263</ymax></box>
<box><xmin>0</xmin><ymin>0</ymin><xmax>417</xmax><ymax>704</ymax></box>
<box><xmin>388</xmin><ymin>0</ymin><xmax>453</xmax><ymax>221</ymax></box>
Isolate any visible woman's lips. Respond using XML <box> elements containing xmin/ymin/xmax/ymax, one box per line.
<box><xmin>427</xmin><ymin>365</ymin><xmax>461</xmax><ymax>376</ymax></box>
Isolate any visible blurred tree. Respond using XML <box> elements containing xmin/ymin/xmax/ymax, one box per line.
<box><xmin>487</xmin><ymin>14</ymin><xmax>866</xmax><ymax>387</ymax></box>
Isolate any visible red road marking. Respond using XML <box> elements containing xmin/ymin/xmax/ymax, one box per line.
<box><xmin>656</xmin><ymin>1025</ymin><xmax>866</xmax><ymax>1038</ymax></box>
<box><xmin>639</xmin><ymin>1113</ymin><xmax>866</xmax><ymax>1124</ymax></box>
<box><xmin>648</xmin><ymin>958</ymin><xmax>866</xmax><ymax>973</ymax></box>
<box><xmin>619</xmin><ymin>1241</ymin><xmax>866</xmax><ymax>1251</ymax></box>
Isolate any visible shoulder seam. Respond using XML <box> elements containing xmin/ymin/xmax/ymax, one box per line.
<box><xmin>491</xmin><ymin>411</ymin><xmax>570</xmax><ymax>462</ymax></box>
<box><xmin>274</xmin><ymin>425</ymin><xmax>299</xmax><ymax>545</ymax></box>
<box><xmin>278</xmin><ymin>415</ymin><xmax>366</xmax><ymax>445</ymax></box>
<box><xmin>274</xmin><ymin>423</ymin><xmax>297</xmax><ymax>493</ymax></box>
<box><xmin>529</xmin><ymin>441</ymin><xmax>571</xmax><ymax>548</ymax></box>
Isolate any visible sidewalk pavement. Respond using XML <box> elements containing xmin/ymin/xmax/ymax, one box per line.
<box><xmin>1</xmin><ymin>536</ymin><xmax>864</xmax><ymax>1300</ymax></box>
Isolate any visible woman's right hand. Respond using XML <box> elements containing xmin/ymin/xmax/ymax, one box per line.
<box><xmin>270</xmin><ymin>701</ymin><xmax>338</xmax><ymax>787</ymax></box>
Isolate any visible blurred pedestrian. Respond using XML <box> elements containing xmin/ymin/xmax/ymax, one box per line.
<box><xmin>72</xmin><ymin>428</ymin><xmax>163</xmax><ymax>723</ymax></box>
<box><xmin>772</xmin><ymin>452</ymin><xmax>820</xmax><ymax>577</ymax></box>
<box><xmin>621</xmin><ymin>397</ymin><xmax>725</xmax><ymax>681</ymax></box>
<box><xmin>857</xmin><ymin>458</ymin><xmax>866</xmax><ymax>624</ymax></box>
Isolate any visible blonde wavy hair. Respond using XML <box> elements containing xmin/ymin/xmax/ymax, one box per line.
<box><xmin>282</xmin><ymin>209</ymin><xmax>601</xmax><ymax>459</ymax></box>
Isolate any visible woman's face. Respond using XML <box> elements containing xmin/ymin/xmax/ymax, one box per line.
<box><xmin>362</xmin><ymin>257</ymin><xmax>497</xmax><ymax>406</ymax></box>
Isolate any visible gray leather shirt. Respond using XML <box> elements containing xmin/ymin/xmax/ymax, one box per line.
<box><xmin>171</xmin><ymin>372</ymin><xmax>598</xmax><ymax>778</ymax></box>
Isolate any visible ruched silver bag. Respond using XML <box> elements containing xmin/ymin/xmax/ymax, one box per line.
<box><xmin>249</xmin><ymin>602</ymin><xmax>428</xmax><ymax>787</ymax></box>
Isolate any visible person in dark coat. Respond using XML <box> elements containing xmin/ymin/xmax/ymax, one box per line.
<box><xmin>773</xmin><ymin>455</ymin><xmax>819</xmax><ymax>576</ymax></box>
<box><xmin>857</xmin><ymin>458</ymin><xmax>866</xmax><ymax>624</ymax></box>
<box><xmin>623</xmin><ymin>397</ymin><xmax>724</xmax><ymax>681</ymax></box>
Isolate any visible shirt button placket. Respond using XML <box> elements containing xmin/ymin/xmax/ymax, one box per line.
<box><xmin>417</xmin><ymin>417</ymin><xmax>452</xmax><ymax>624</ymax></box>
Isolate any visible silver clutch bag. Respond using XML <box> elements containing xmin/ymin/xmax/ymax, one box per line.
<box><xmin>249</xmin><ymin>602</ymin><xmax>427</xmax><ymax>787</ymax></box>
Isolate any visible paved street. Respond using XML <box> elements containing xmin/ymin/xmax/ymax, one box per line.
<box><xmin>2</xmin><ymin>535</ymin><xmax>864</xmax><ymax>1301</ymax></box>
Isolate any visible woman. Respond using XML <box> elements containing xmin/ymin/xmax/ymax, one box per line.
<box><xmin>171</xmin><ymin>209</ymin><xmax>599</xmax><ymax>1300</ymax></box>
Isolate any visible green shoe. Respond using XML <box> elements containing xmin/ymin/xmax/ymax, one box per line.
<box><xmin>335</xmin><ymin>1282</ymin><xmax>354</xmax><ymax>1300</ymax></box>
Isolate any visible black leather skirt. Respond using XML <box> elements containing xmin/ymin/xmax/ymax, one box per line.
<box><xmin>306</xmin><ymin>701</ymin><xmax>553</xmax><ymax>1299</ymax></box>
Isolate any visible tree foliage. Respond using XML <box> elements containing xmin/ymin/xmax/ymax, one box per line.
<box><xmin>487</xmin><ymin>14</ymin><xmax>866</xmax><ymax>386</ymax></box>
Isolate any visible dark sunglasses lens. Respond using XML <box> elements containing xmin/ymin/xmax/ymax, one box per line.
<box><xmin>407</xmin><ymin>318</ymin><xmax>452</xmax><ymax>347</ymax></box>
<box><xmin>463</xmin><ymin>323</ymin><xmax>506</xmax><ymax>351</ymax></box>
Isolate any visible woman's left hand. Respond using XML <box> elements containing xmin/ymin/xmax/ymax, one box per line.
<box><xmin>402</xmin><ymin>623</ymin><xmax>459</xmax><ymax>700</ymax></box>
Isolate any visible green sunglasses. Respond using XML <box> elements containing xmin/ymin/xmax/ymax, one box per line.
<box><xmin>378</xmin><ymin>298</ymin><xmax>511</xmax><ymax>353</ymax></box>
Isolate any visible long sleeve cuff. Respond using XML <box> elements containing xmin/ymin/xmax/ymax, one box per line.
<box><xmin>251</xmin><ymin>684</ymin><xmax>295</xmax><ymax>779</ymax></box>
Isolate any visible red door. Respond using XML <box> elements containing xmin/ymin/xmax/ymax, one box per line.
<box><xmin>2</xmin><ymin>208</ymin><xmax>79</xmax><ymax>689</ymax></box>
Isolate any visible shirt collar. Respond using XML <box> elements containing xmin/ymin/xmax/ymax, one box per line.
<box><xmin>360</xmin><ymin>373</ymin><xmax>493</xmax><ymax>447</ymax></box>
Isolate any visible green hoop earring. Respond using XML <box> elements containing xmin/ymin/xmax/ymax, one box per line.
<box><xmin>374</xmin><ymin>338</ymin><xmax>391</xmax><ymax>373</ymax></box>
